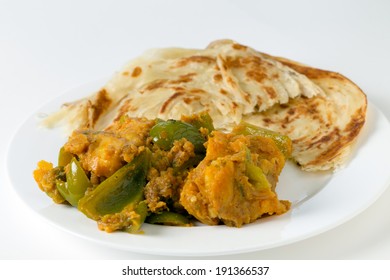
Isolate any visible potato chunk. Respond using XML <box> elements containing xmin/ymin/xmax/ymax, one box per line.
<box><xmin>180</xmin><ymin>131</ymin><xmax>290</xmax><ymax>227</ymax></box>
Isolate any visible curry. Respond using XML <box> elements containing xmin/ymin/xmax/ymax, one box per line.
<box><xmin>33</xmin><ymin>113</ymin><xmax>291</xmax><ymax>233</ymax></box>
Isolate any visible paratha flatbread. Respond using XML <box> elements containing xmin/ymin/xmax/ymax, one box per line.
<box><xmin>44</xmin><ymin>40</ymin><xmax>323</xmax><ymax>131</ymax></box>
<box><xmin>42</xmin><ymin>40</ymin><xmax>366</xmax><ymax>171</ymax></box>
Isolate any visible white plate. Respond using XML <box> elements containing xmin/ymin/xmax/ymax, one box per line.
<box><xmin>6</xmin><ymin>79</ymin><xmax>390</xmax><ymax>256</ymax></box>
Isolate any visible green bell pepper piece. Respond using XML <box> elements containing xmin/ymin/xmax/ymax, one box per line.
<box><xmin>150</xmin><ymin>120</ymin><xmax>206</xmax><ymax>153</ymax></box>
<box><xmin>78</xmin><ymin>149</ymin><xmax>151</xmax><ymax>221</ymax></box>
<box><xmin>233</xmin><ymin>122</ymin><xmax>292</xmax><ymax>158</ymax></box>
<box><xmin>58</xmin><ymin>146</ymin><xmax>73</xmax><ymax>167</ymax></box>
<box><xmin>124</xmin><ymin>201</ymin><xmax>148</xmax><ymax>234</ymax></box>
<box><xmin>183</xmin><ymin>112</ymin><xmax>215</xmax><ymax>133</ymax></box>
<box><xmin>244</xmin><ymin>148</ymin><xmax>271</xmax><ymax>191</ymax></box>
<box><xmin>146</xmin><ymin>211</ymin><xmax>192</xmax><ymax>226</ymax></box>
<box><xmin>56</xmin><ymin>157</ymin><xmax>92</xmax><ymax>207</ymax></box>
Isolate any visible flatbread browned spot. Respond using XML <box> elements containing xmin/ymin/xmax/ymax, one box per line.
<box><xmin>91</xmin><ymin>89</ymin><xmax>112</xmax><ymax>126</ymax></box>
<box><xmin>232</xmin><ymin>43</ymin><xmax>247</xmax><ymax>50</ymax></box>
<box><xmin>160</xmin><ymin>92</ymin><xmax>185</xmax><ymax>114</ymax></box>
<box><xmin>131</xmin><ymin>66</ymin><xmax>142</xmax><ymax>77</ymax></box>
<box><xmin>213</xmin><ymin>74</ymin><xmax>222</xmax><ymax>82</ymax></box>
<box><xmin>264</xmin><ymin>86</ymin><xmax>277</xmax><ymax>99</ymax></box>
<box><xmin>175</xmin><ymin>55</ymin><xmax>215</xmax><ymax>67</ymax></box>
<box><xmin>169</xmin><ymin>73</ymin><xmax>196</xmax><ymax>84</ymax></box>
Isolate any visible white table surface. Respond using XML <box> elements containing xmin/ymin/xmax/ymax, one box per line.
<box><xmin>1</xmin><ymin>0</ymin><xmax>390</xmax><ymax>260</ymax></box>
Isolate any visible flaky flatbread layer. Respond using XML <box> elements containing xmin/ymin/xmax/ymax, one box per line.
<box><xmin>42</xmin><ymin>40</ymin><xmax>366</xmax><ymax>171</ymax></box>
<box><xmin>244</xmin><ymin>56</ymin><xmax>367</xmax><ymax>171</ymax></box>
<box><xmin>43</xmin><ymin>40</ymin><xmax>323</xmax><ymax>131</ymax></box>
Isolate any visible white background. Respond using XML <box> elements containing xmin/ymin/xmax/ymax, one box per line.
<box><xmin>1</xmin><ymin>0</ymin><xmax>390</xmax><ymax>259</ymax></box>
